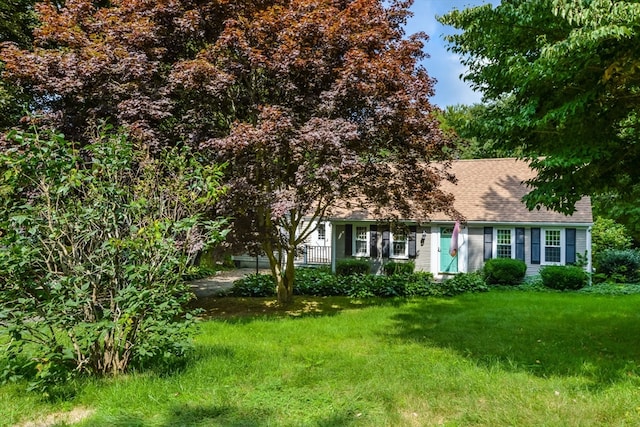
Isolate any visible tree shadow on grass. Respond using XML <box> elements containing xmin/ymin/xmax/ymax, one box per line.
<box><xmin>387</xmin><ymin>292</ymin><xmax>640</xmax><ymax>389</ymax></box>
<box><xmin>191</xmin><ymin>296</ymin><xmax>407</xmax><ymax>323</ymax></box>
<box><xmin>160</xmin><ymin>404</ymin><xmax>357</xmax><ymax>427</ymax></box>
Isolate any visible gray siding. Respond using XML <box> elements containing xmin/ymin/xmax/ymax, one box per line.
<box><xmin>467</xmin><ymin>226</ymin><xmax>591</xmax><ymax>276</ymax></box>
<box><xmin>413</xmin><ymin>226</ymin><xmax>431</xmax><ymax>273</ymax></box>
<box><xmin>467</xmin><ymin>227</ymin><xmax>485</xmax><ymax>273</ymax></box>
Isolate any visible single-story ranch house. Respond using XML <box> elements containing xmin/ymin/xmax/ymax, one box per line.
<box><xmin>235</xmin><ymin>158</ymin><xmax>593</xmax><ymax>278</ymax></box>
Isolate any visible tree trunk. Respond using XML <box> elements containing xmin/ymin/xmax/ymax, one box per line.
<box><xmin>275</xmin><ymin>248</ymin><xmax>296</xmax><ymax>306</ymax></box>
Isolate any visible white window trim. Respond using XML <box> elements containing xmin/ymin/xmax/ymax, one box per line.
<box><xmin>542</xmin><ymin>228</ymin><xmax>565</xmax><ymax>265</ymax></box>
<box><xmin>317</xmin><ymin>222</ymin><xmax>326</xmax><ymax>240</ymax></box>
<box><xmin>389</xmin><ymin>231</ymin><xmax>409</xmax><ymax>259</ymax></box>
<box><xmin>493</xmin><ymin>228</ymin><xmax>515</xmax><ymax>259</ymax></box>
<box><xmin>352</xmin><ymin>225</ymin><xmax>369</xmax><ymax>257</ymax></box>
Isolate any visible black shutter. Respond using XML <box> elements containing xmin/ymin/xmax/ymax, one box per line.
<box><xmin>370</xmin><ymin>225</ymin><xmax>378</xmax><ymax>258</ymax></box>
<box><xmin>408</xmin><ymin>226</ymin><xmax>417</xmax><ymax>258</ymax></box>
<box><xmin>515</xmin><ymin>228</ymin><xmax>525</xmax><ymax>261</ymax></box>
<box><xmin>566</xmin><ymin>228</ymin><xmax>576</xmax><ymax>265</ymax></box>
<box><xmin>382</xmin><ymin>227</ymin><xmax>390</xmax><ymax>258</ymax></box>
<box><xmin>484</xmin><ymin>227</ymin><xmax>493</xmax><ymax>260</ymax></box>
<box><xmin>345</xmin><ymin>224</ymin><xmax>352</xmax><ymax>257</ymax></box>
<box><xmin>531</xmin><ymin>228</ymin><xmax>541</xmax><ymax>264</ymax></box>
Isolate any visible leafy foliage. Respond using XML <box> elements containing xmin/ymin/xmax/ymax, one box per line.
<box><xmin>578</xmin><ymin>283</ymin><xmax>640</xmax><ymax>296</ymax></box>
<box><xmin>439</xmin><ymin>0</ymin><xmax>640</xmax><ymax>215</ymax></box>
<box><xmin>441</xmin><ymin>272</ymin><xmax>489</xmax><ymax>296</ymax></box>
<box><xmin>540</xmin><ymin>265</ymin><xmax>589</xmax><ymax>291</ymax></box>
<box><xmin>594</xmin><ymin>249</ymin><xmax>640</xmax><ymax>284</ymax></box>
<box><xmin>591</xmin><ymin>216</ymin><xmax>633</xmax><ymax>257</ymax></box>
<box><xmin>336</xmin><ymin>259</ymin><xmax>371</xmax><ymax>276</ymax></box>
<box><xmin>0</xmin><ymin>0</ymin><xmax>458</xmax><ymax>306</ymax></box>
<box><xmin>0</xmin><ymin>127</ymin><xmax>227</xmax><ymax>394</ymax></box>
<box><xmin>383</xmin><ymin>260</ymin><xmax>415</xmax><ymax>276</ymax></box>
<box><xmin>228</xmin><ymin>269</ymin><xmax>490</xmax><ymax>299</ymax></box>
<box><xmin>483</xmin><ymin>258</ymin><xmax>527</xmax><ymax>285</ymax></box>
<box><xmin>228</xmin><ymin>274</ymin><xmax>277</xmax><ymax>298</ymax></box>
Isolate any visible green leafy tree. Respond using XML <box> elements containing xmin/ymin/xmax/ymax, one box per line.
<box><xmin>439</xmin><ymin>104</ymin><xmax>522</xmax><ymax>159</ymax></box>
<box><xmin>439</xmin><ymin>0</ymin><xmax>640</xmax><ymax>215</ymax></box>
<box><xmin>0</xmin><ymin>126</ymin><xmax>227</xmax><ymax>392</ymax></box>
<box><xmin>591</xmin><ymin>216</ymin><xmax>633</xmax><ymax>257</ymax></box>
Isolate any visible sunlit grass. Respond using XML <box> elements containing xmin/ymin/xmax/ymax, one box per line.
<box><xmin>3</xmin><ymin>291</ymin><xmax>640</xmax><ymax>426</ymax></box>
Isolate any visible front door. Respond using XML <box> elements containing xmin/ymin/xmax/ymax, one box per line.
<box><xmin>440</xmin><ymin>228</ymin><xmax>458</xmax><ymax>273</ymax></box>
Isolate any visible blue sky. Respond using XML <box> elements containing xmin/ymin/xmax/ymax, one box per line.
<box><xmin>405</xmin><ymin>0</ymin><xmax>496</xmax><ymax>108</ymax></box>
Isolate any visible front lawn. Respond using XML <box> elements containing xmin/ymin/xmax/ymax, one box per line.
<box><xmin>3</xmin><ymin>291</ymin><xmax>640</xmax><ymax>426</ymax></box>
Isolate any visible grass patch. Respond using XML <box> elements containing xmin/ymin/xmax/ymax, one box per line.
<box><xmin>3</xmin><ymin>291</ymin><xmax>640</xmax><ymax>426</ymax></box>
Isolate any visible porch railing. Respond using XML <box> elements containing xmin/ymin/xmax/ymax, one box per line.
<box><xmin>298</xmin><ymin>245</ymin><xmax>331</xmax><ymax>265</ymax></box>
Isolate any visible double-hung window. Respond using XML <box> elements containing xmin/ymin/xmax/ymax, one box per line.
<box><xmin>317</xmin><ymin>222</ymin><xmax>326</xmax><ymax>240</ymax></box>
<box><xmin>353</xmin><ymin>226</ymin><xmax>368</xmax><ymax>256</ymax></box>
<box><xmin>543</xmin><ymin>229</ymin><xmax>562</xmax><ymax>264</ymax></box>
<box><xmin>494</xmin><ymin>228</ymin><xmax>514</xmax><ymax>258</ymax></box>
<box><xmin>390</xmin><ymin>231</ymin><xmax>408</xmax><ymax>259</ymax></box>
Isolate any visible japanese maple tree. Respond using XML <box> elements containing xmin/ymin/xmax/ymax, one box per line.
<box><xmin>185</xmin><ymin>0</ymin><xmax>456</xmax><ymax>303</ymax></box>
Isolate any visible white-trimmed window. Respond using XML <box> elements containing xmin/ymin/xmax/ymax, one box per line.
<box><xmin>494</xmin><ymin>228</ymin><xmax>514</xmax><ymax>259</ymax></box>
<box><xmin>543</xmin><ymin>229</ymin><xmax>563</xmax><ymax>264</ymax></box>
<box><xmin>317</xmin><ymin>222</ymin><xmax>326</xmax><ymax>240</ymax></box>
<box><xmin>390</xmin><ymin>231</ymin><xmax>408</xmax><ymax>259</ymax></box>
<box><xmin>353</xmin><ymin>226</ymin><xmax>369</xmax><ymax>256</ymax></box>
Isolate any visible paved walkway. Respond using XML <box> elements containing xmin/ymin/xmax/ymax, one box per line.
<box><xmin>190</xmin><ymin>268</ymin><xmax>271</xmax><ymax>297</ymax></box>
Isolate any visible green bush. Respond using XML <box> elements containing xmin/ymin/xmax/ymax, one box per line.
<box><xmin>540</xmin><ymin>265</ymin><xmax>589</xmax><ymax>290</ymax></box>
<box><xmin>404</xmin><ymin>272</ymin><xmax>437</xmax><ymax>297</ymax></box>
<box><xmin>0</xmin><ymin>128</ymin><xmax>228</xmax><ymax>394</ymax></box>
<box><xmin>483</xmin><ymin>258</ymin><xmax>527</xmax><ymax>285</ymax></box>
<box><xmin>383</xmin><ymin>260</ymin><xmax>415</xmax><ymax>275</ymax></box>
<box><xmin>440</xmin><ymin>272</ymin><xmax>489</xmax><ymax>296</ymax></box>
<box><xmin>591</xmin><ymin>217</ymin><xmax>632</xmax><ymax>257</ymax></box>
<box><xmin>294</xmin><ymin>268</ymin><xmax>345</xmax><ymax>296</ymax></box>
<box><xmin>595</xmin><ymin>249</ymin><xmax>640</xmax><ymax>284</ymax></box>
<box><xmin>336</xmin><ymin>258</ymin><xmax>371</xmax><ymax>276</ymax></box>
<box><xmin>229</xmin><ymin>274</ymin><xmax>276</xmax><ymax>297</ymax></box>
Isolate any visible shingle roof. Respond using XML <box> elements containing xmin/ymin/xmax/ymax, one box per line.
<box><xmin>329</xmin><ymin>158</ymin><xmax>593</xmax><ymax>224</ymax></box>
<box><xmin>433</xmin><ymin>158</ymin><xmax>592</xmax><ymax>224</ymax></box>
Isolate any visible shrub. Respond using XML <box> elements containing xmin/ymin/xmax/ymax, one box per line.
<box><xmin>540</xmin><ymin>265</ymin><xmax>589</xmax><ymax>290</ymax></box>
<box><xmin>0</xmin><ymin>128</ymin><xmax>228</xmax><ymax>394</ymax></box>
<box><xmin>483</xmin><ymin>258</ymin><xmax>527</xmax><ymax>285</ymax></box>
<box><xmin>404</xmin><ymin>272</ymin><xmax>437</xmax><ymax>297</ymax></box>
<box><xmin>591</xmin><ymin>217</ymin><xmax>632</xmax><ymax>257</ymax></box>
<box><xmin>440</xmin><ymin>272</ymin><xmax>489</xmax><ymax>296</ymax></box>
<box><xmin>595</xmin><ymin>249</ymin><xmax>640</xmax><ymax>284</ymax></box>
<box><xmin>336</xmin><ymin>258</ymin><xmax>371</xmax><ymax>276</ymax></box>
<box><xmin>294</xmin><ymin>268</ymin><xmax>345</xmax><ymax>296</ymax></box>
<box><xmin>383</xmin><ymin>261</ymin><xmax>415</xmax><ymax>276</ymax></box>
<box><xmin>340</xmin><ymin>274</ymin><xmax>375</xmax><ymax>298</ymax></box>
<box><xmin>229</xmin><ymin>274</ymin><xmax>276</xmax><ymax>297</ymax></box>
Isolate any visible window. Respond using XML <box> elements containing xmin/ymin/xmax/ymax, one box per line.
<box><xmin>493</xmin><ymin>228</ymin><xmax>515</xmax><ymax>258</ymax></box>
<box><xmin>390</xmin><ymin>231</ymin><xmax>408</xmax><ymax>258</ymax></box>
<box><xmin>496</xmin><ymin>229</ymin><xmax>513</xmax><ymax>258</ymax></box>
<box><xmin>317</xmin><ymin>222</ymin><xmax>326</xmax><ymax>240</ymax></box>
<box><xmin>354</xmin><ymin>226</ymin><xmax>368</xmax><ymax>256</ymax></box>
<box><xmin>544</xmin><ymin>229</ymin><xmax>562</xmax><ymax>264</ymax></box>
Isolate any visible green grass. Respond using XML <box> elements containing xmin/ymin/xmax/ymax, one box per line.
<box><xmin>3</xmin><ymin>291</ymin><xmax>640</xmax><ymax>426</ymax></box>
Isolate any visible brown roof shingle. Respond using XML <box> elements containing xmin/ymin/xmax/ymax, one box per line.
<box><xmin>329</xmin><ymin>158</ymin><xmax>593</xmax><ymax>224</ymax></box>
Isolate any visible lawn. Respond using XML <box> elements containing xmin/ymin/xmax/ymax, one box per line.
<box><xmin>3</xmin><ymin>290</ymin><xmax>640</xmax><ymax>426</ymax></box>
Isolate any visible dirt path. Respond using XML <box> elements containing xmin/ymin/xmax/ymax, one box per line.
<box><xmin>190</xmin><ymin>268</ymin><xmax>270</xmax><ymax>297</ymax></box>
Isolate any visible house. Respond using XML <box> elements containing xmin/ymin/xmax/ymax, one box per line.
<box><xmin>303</xmin><ymin>158</ymin><xmax>593</xmax><ymax>278</ymax></box>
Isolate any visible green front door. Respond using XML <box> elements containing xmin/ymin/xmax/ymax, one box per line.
<box><xmin>440</xmin><ymin>228</ymin><xmax>458</xmax><ymax>273</ymax></box>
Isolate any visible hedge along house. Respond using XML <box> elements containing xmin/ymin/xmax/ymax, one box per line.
<box><xmin>319</xmin><ymin>158</ymin><xmax>593</xmax><ymax>279</ymax></box>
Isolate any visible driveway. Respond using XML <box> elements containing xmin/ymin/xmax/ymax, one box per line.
<box><xmin>190</xmin><ymin>268</ymin><xmax>271</xmax><ymax>297</ymax></box>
